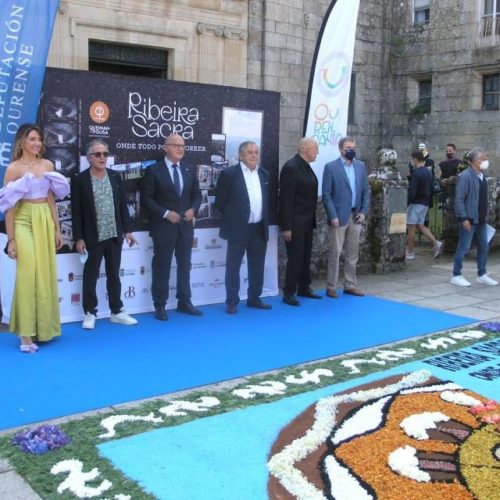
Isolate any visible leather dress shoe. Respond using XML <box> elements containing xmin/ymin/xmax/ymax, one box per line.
<box><xmin>247</xmin><ymin>299</ymin><xmax>272</xmax><ymax>310</ymax></box>
<box><xmin>326</xmin><ymin>288</ymin><xmax>339</xmax><ymax>299</ymax></box>
<box><xmin>154</xmin><ymin>307</ymin><xmax>168</xmax><ymax>321</ymax></box>
<box><xmin>177</xmin><ymin>301</ymin><xmax>203</xmax><ymax>316</ymax></box>
<box><xmin>297</xmin><ymin>287</ymin><xmax>322</xmax><ymax>299</ymax></box>
<box><xmin>283</xmin><ymin>294</ymin><xmax>300</xmax><ymax>306</ymax></box>
<box><xmin>226</xmin><ymin>304</ymin><xmax>237</xmax><ymax>315</ymax></box>
<box><xmin>343</xmin><ymin>287</ymin><xmax>365</xmax><ymax>297</ymax></box>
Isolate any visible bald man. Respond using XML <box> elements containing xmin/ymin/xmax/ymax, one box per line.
<box><xmin>278</xmin><ymin>138</ymin><xmax>321</xmax><ymax>306</ymax></box>
<box><xmin>141</xmin><ymin>134</ymin><xmax>202</xmax><ymax>321</ymax></box>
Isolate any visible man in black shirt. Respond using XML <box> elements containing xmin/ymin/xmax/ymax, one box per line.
<box><xmin>405</xmin><ymin>151</ymin><xmax>442</xmax><ymax>260</ymax></box>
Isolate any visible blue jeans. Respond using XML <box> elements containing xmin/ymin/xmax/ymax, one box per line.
<box><xmin>453</xmin><ymin>222</ymin><xmax>488</xmax><ymax>277</ymax></box>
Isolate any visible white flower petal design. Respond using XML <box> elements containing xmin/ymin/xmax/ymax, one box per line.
<box><xmin>51</xmin><ymin>459</ymin><xmax>112</xmax><ymax>498</ymax></box>
<box><xmin>331</xmin><ymin>396</ymin><xmax>391</xmax><ymax>445</ymax></box>
<box><xmin>400</xmin><ymin>412</ymin><xmax>449</xmax><ymax>440</ymax></box>
<box><xmin>401</xmin><ymin>382</ymin><xmax>462</xmax><ymax>395</ymax></box>
<box><xmin>450</xmin><ymin>330</ymin><xmax>485</xmax><ymax>340</ymax></box>
<box><xmin>285</xmin><ymin>369</ymin><xmax>334</xmax><ymax>385</ymax></box>
<box><xmin>268</xmin><ymin>370</ymin><xmax>432</xmax><ymax>499</ymax></box>
<box><xmin>324</xmin><ymin>455</ymin><xmax>373</xmax><ymax>499</ymax></box>
<box><xmin>232</xmin><ymin>381</ymin><xmax>287</xmax><ymax>399</ymax></box>
<box><xmin>440</xmin><ymin>391</ymin><xmax>482</xmax><ymax>406</ymax></box>
<box><xmin>341</xmin><ymin>357</ymin><xmax>386</xmax><ymax>374</ymax></box>
<box><xmin>388</xmin><ymin>445</ymin><xmax>431</xmax><ymax>482</ymax></box>
<box><xmin>158</xmin><ymin>396</ymin><xmax>220</xmax><ymax>417</ymax></box>
<box><xmin>420</xmin><ymin>337</ymin><xmax>457</xmax><ymax>350</ymax></box>
<box><xmin>98</xmin><ymin>413</ymin><xmax>163</xmax><ymax>439</ymax></box>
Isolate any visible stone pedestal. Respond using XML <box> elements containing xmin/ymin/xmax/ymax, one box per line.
<box><xmin>359</xmin><ymin>178</ymin><xmax>407</xmax><ymax>273</ymax></box>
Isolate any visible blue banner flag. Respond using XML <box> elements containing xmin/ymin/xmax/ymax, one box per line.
<box><xmin>0</xmin><ymin>0</ymin><xmax>59</xmax><ymax>188</ymax></box>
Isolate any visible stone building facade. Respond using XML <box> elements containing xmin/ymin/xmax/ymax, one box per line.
<box><xmin>46</xmin><ymin>0</ymin><xmax>499</xmax><ymax>281</ymax></box>
<box><xmin>48</xmin><ymin>0</ymin><xmax>500</xmax><ymax>174</ymax></box>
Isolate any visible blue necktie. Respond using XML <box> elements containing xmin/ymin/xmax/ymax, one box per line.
<box><xmin>172</xmin><ymin>163</ymin><xmax>181</xmax><ymax>197</ymax></box>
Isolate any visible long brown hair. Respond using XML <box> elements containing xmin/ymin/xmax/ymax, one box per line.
<box><xmin>12</xmin><ymin>123</ymin><xmax>45</xmax><ymax>161</ymax></box>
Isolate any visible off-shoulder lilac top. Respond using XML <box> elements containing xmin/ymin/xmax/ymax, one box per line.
<box><xmin>0</xmin><ymin>172</ymin><xmax>70</xmax><ymax>212</ymax></box>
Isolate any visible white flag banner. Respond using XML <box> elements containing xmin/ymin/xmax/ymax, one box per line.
<box><xmin>304</xmin><ymin>0</ymin><xmax>360</xmax><ymax>187</ymax></box>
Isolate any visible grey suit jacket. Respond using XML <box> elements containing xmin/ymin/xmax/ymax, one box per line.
<box><xmin>321</xmin><ymin>157</ymin><xmax>370</xmax><ymax>226</ymax></box>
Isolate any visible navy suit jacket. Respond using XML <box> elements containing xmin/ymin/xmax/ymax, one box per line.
<box><xmin>71</xmin><ymin>168</ymin><xmax>131</xmax><ymax>249</ymax></box>
<box><xmin>141</xmin><ymin>158</ymin><xmax>201</xmax><ymax>239</ymax></box>
<box><xmin>322</xmin><ymin>157</ymin><xmax>370</xmax><ymax>226</ymax></box>
<box><xmin>215</xmin><ymin>163</ymin><xmax>269</xmax><ymax>243</ymax></box>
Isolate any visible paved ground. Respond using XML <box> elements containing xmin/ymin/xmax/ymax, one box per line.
<box><xmin>1</xmin><ymin>244</ymin><xmax>499</xmax><ymax>499</ymax></box>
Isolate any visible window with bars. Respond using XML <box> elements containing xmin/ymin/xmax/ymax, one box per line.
<box><xmin>414</xmin><ymin>0</ymin><xmax>430</xmax><ymax>26</ymax></box>
<box><xmin>88</xmin><ymin>41</ymin><xmax>169</xmax><ymax>79</ymax></box>
<box><xmin>418</xmin><ymin>80</ymin><xmax>432</xmax><ymax>112</ymax></box>
<box><xmin>483</xmin><ymin>73</ymin><xmax>500</xmax><ymax>110</ymax></box>
<box><xmin>481</xmin><ymin>0</ymin><xmax>500</xmax><ymax>36</ymax></box>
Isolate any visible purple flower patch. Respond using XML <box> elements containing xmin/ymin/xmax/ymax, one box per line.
<box><xmin>480</xmin><ymin>321</ymin><xmax>500</xmax><ymax>333</ymax></box>
<box><xmin>12</xmin><ymin>425</ymin><xmax>71</xmax><ymax>455</ymax></box>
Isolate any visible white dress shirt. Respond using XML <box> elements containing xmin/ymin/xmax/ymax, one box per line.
<box><xmin>240</xmin><ymin>162</ymin><xmax>263</xmax><ymax>223</ymax></box>
<box><xmin>163</xmin><ymin>157</ymin><xmax>185</xmax><ymax>218</ymax></box>
<box><xmin>165</xmin><ymin>157</ymin><xmax>184</xmax><ymax>193</ymax></box>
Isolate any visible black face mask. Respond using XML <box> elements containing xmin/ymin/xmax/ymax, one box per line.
<box><xmin>446</xmin><ymin>152</ymin><xmax>454</xmax><ymax>159</ymax></box>
<box><xmin>344</xmin><ymin>149</ymin><xmax>356</xmax><ymax>161</ymax></box>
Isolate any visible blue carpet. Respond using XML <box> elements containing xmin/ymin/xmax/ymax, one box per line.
<box><xmin>99</xmin><ymin>341</ymin><xmax>500</xmax><ymax>500</ymax></box>
<box><xmin>0</xmin><ymin>293</ymin><xmax>474</xmax><ymax>430</ymax></box>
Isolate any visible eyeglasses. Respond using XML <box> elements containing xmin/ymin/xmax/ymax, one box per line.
<box><xmin>166</xmin><ymin>144</ymin><xmax>185</xmax><ymax>150</ymax></box>
<box><xmin>90</xmin><ymin>151</ymin><xmax>110</xmax><ymax>158</ymax></box>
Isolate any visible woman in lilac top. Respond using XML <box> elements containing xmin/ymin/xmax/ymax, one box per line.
<box><xmin>0</xmin><ymin>124</ymin><xmax>69</xmax><ymax>353</ymax></box>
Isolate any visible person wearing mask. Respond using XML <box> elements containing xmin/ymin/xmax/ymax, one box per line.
<box><xmin>215</xmin><ymin>141</ymin><xmax>271</xmax><ymax>314</ymax></box>
<box><xmin>0</xmin><ymin>124</ymin><xmax>69</xmax><ymax>352</ymax></box>
<box><xmin>322</xmin><ymin>136</ymin><xmax>370</xmax><ymax>298</ymax></box>
<box><xmin>450</xmin><ymin>147</ymin><xmax>498</xmax><ymax>287</ymax></box>
<box><xmin>279</xmin><ymin>137</ymin><xmax>321</xmax><ymax>306</ymax></box>
<box><xmin>438</xmin><ymin>143</ymin><xmax>460</xmax><ymax>181</ymax></box>
<box><xmin>71</xmin><ymin>139</ymin><xmax>138</xmax><ymax>329</ymax></box>
<box><xmin>438</xmin><ymin>143</ymin><xmax>461</xmax><ymax>209</ymax></box>
<box><xmin>405</xmin><ymin>151</ymin><xmax>443</xmax><ymax>260</ymax></box>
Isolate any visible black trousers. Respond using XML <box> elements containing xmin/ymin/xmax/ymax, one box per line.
<box><xmin>225</xmin><ymin>222</ymin><xmax>267</xmax><ymax>306</ymax></box>
<box><xmin>83</xmin><ymin>238</ymin><xmax>123</xmax><ymax>315</ymax></box>
<box><xmin>283</xmin><ymin>227</ymin><xmax>313</xmax><ymax>296</ymax></box>
<box><xmin>151</xmin><ymin>227</ymin><xmax>192</xmax><ymax>308</ymax></box>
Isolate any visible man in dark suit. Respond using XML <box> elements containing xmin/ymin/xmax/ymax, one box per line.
<box><xmin>71</xmin><ymin>139</ymin><xmax>138</xmax><ymax>329</ymax></box>
<box><xmin>215</xmin><ymin>141</ymin><xmax>271</xmax><ymax>314</ymax></box>
<box><xmin>279</xmin><ymin>137</ymin><xmax>321</xmax><ymax>306</ymax></box>
<box><xmin>322</xmin><ymin>136</ymin><xmax>370</xmax><ymax>298</ymax></box>
<box><xmin>141</xmin><ymin>134</ymin><xmax>202</xmax><ymax>320</ymax></box>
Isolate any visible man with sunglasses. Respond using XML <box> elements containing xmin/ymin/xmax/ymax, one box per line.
<box><xmin>71</xmin><ymin>139</ymin><xmax>138</xmax><ymax>329</ymax></box>
<box><xmin>142</xmin><ymin>134</ymin><xmax>202</xmax><ymax>321</ymax></box>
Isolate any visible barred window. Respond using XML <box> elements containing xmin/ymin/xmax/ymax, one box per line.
<box><xmin>483</xmin><ymin>73</ymin><xmax>500</xmax><ymax>110</ymax></box>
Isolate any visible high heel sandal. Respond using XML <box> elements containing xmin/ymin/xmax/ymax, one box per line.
<box><xmin>20</xmin><ymin>344</ymin><xmax>37</xmax><ymax>353</ymax></box>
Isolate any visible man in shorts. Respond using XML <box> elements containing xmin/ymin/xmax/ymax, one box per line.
<box><xmin>405</xmin><ymin>150</ymin><xmax>442</xmax><ymax>260</ymax></box>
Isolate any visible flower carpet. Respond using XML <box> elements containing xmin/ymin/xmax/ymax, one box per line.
<box><xmin>0</xmin><ymin>324</ymin><xmax>499</xmax><ymax>499</ymax></box>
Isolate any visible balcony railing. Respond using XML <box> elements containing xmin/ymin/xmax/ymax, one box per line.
<box><xmin>477</xmin><ymin>15</ymin><xmax>500</xmax><ymax>47</ymax></box>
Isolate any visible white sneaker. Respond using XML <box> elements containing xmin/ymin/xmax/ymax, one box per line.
<box><xmin>82</xmin><ymin>312</ymin><xmax>96</xmax><ymax>329</ymax></box>
<box><xmin>433</xmin><ymin>241</ymin><xmax>443</xmax><ymax>259</ymax></box>
<box><xmin>405</xmin><ymin>251</ymin><xmax>416</xmax><ymax>260</ymax></box>
<box><xmin>110</xmin><ymin>311</ymin><xmax>138</xmax><ymax>325</ymax></box>
<box><xmin>450</xmin><ymin>275</ymin><xmax>471</xmax><ymax>287</ymax></box>
<box><xmin>476</xmin><ymin>274</ymin><xmax>498</xmax><ymax>286</ymax></box>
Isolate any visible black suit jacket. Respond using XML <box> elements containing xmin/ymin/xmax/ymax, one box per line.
<box><xmin>278</xmin><ymin>153</ymin><xmax>318</xmax><ymax>232</ymax></box>
<box><xmin>71</xmin><ymin>168</ymin><xmax>131</xmax><ymax>249</ymax></box>
<box><xmin>215</xmin><ymin>163</ymin><xmax>269</xmax><ymax>243</ymax></box>
<box><xmin>141</xmin><ymin>158</ymin><xmax>201</xmax><ymax>238</ymax></box>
